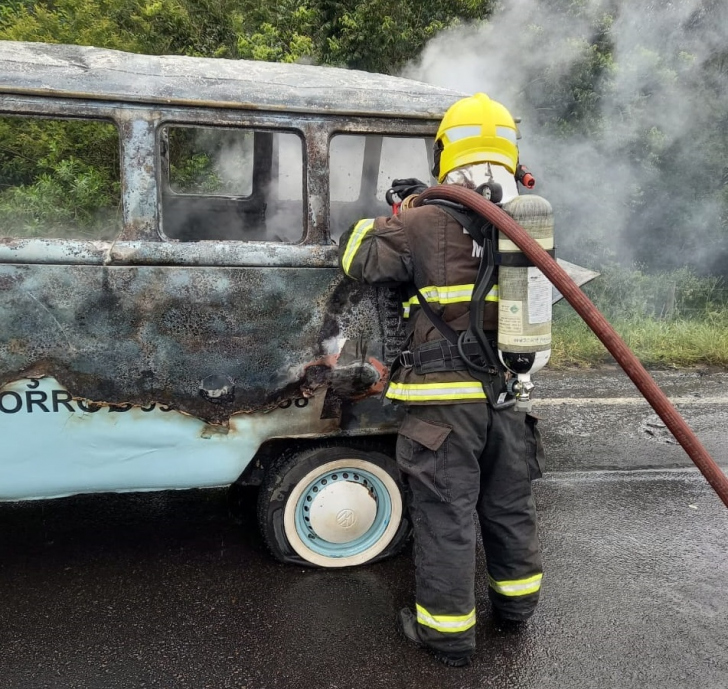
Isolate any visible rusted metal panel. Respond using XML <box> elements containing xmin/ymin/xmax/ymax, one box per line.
<box><xmin>0</xmin><ymin>41</ymin><xmax>463</xmax><ymax>119</ymax></box>
<box><xmin>117</xmin><ymin>111</ymin><xmax>160</xmax><ymax>242</ymax></box>
<box><xmin>0</xmin><ymin>240</ymin><xmax>339</xmax><ymax>267</ymax></box>
<box><xmin>303</xmin><ymin>124</ymin><xmax>331</xmax><ymax>243</ymax></box>
<box><xmin>0</xmin><ymin>45</ymin><xmax>434</xmax><ymax>439</ymax></box>
<box><xmin>0</xmin><ymin>263</ymin><xmax>395</xmax><ymax>424</ymax></box>
<box><xmin>0</xmin><ymin>94</ymin><xmax>441</xmax><ymax>137</ymax></box>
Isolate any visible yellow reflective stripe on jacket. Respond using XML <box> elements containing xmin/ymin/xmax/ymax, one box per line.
<box><xmin>488</xmin><ymin>573</ymin><xmax>543</xmax><ymax>597</ymax></box>
<box><xmin>401</xmin><ymin>284</ymin><xmax>499</xmax><ymax>318</ymax></box>
<box><xmin>341</xmin><ymin>218</ymin><xmax>375</xmax><ymax>276</ymax></box>
<box><xmin>386</xmin><ymin>381</ymin><xmax>486</xmax><ymax>402</ymax></box>
<box><xmin>416</xmin><ymin>604</ymin><xmax>476</xmax><ymax>633</ymax></box>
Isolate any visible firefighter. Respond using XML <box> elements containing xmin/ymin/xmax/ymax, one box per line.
<box><xmin>338</xmin><ymin>93</ymin><xmax>544</xmax><ymax>667</ymax></box>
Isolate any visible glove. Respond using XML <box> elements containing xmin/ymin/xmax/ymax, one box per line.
<box><xmin>389</xmin><ymin>178</ymin><xmax>428</xmax><ymax>202</ymax></box>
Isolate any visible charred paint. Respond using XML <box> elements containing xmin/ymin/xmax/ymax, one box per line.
<box><xmin>117</xmin><ymin>113</ymin><xmax>160</xmax><ymax>242</ymax></box>
<box><xmin>0</xmin><ymin>42</ymin><xmax>463</xmax><ymax>119</ymax></box>
<box><xmin>0</xmin><ymin>263</ymin><xmax>394</xmax><ymax>423</ymax></box>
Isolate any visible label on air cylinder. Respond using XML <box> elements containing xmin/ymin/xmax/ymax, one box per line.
<box><xmin>499</xmin><ymin>300</ymin><xmax>524</xmax><ymax>335</ymax></box>
<box><xmin>527</xmin><ymin>268</ymin><xmax>552</xmax><ymax>325</ymax></box>
<box><xmin>499</xmin><ymin>333</ymin><xmax>552</xmax><ymax>347</ymax></box>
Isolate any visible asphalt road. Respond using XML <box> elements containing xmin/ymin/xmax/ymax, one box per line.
<box><xmin>534</xmin><ymin>368</ymin><xmax>728</xmax><ymax>471</ymax></box>
<box><xmin>2</xmin><ymin>369</ymin><xmax>727</xmax><ymax>689</ymax></box>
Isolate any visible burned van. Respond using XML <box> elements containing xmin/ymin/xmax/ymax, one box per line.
<box><xmin>0</xmin><ymin>40</ymin><xmax>469</xmax><ymax>567</ymax></box>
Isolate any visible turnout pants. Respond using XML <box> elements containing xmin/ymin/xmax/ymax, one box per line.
<box><xmin>396</xmin><ymin>402</ymin><xmax>544</xmax><ymax>654</ymax></box>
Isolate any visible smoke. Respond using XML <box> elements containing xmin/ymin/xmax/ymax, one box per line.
<box><xmin>403</xmin><ymin>0</ymin><xmax>728</xmax><ymax>275</ymax></box>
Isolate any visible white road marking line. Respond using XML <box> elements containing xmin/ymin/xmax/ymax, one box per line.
<box><xmin>535</xmin><ymin>397</ymin><xmax>728</xmax><ymax>406</ymax></box>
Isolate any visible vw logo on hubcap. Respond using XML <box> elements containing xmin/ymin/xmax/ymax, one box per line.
<box><xmin>336</xmin><ymin>508</ymin><xmax>357</xmax><ymax>528</ymax></box>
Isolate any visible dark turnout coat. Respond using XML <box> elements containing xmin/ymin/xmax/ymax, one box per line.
<box><xmin>339</xmin><ymin>203</ymin><xmax>498</xmax><ymax>403</ymax></box>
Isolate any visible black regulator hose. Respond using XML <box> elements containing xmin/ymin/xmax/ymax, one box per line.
<box><xmin>415</xmin><ymin>186</ymin><xmax>728</xmax><ymax>509</ymax></box>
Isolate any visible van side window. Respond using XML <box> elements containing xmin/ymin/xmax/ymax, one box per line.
<box><xmin>329</xmin><ymin>135</ymin><xmax>433</xmax><ymax>241</ymax></box>
<box><xmin>160</xmin><ymin>125</ymin><xmax>304</xmax><ymax>243</ymax></box>
<box><xmin>0</xmin><ymin>116</ymin><xmax>121</xmax><ymax>240</ymax></box>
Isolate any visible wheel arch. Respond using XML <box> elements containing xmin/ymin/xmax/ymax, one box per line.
<box><xmin>233</xmin><ymin>434</ymin><xmax>399</xmax><ymax>488</ymax></box>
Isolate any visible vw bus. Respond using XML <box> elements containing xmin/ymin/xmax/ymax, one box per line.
<box><xmin>0</xmin><ymin>40</ymin><xmax>469</xmax><ymax>568</ymax></box>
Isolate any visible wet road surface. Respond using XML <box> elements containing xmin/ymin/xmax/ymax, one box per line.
<box><xmin>2</xmin><ymin>469</ymin><xmax>726</xmax><ymax>689</ymax></box>
<box><xmin>535</xmin><ymin>368</ymin><xmax>728</xmax><ymax>471</ymax></box>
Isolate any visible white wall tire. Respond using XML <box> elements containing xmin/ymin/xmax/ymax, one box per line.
<box><xmin>258</xmin><ymin>446</ymin><xmax>409</xmax><ymax>568</ymax></box>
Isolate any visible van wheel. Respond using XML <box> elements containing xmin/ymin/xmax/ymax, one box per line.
<box><xmin>257</xmin><ymin>445</ymin><xmax>409</xmax><ymax>568</ymax></box>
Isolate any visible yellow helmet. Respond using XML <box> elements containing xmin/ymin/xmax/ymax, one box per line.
<box><xmin>433</xmin><ymin>93</ymin><xmax>519</xmax><ymax>181</ymax></box>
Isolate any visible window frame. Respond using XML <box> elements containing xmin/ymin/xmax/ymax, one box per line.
<box><xmin>0</xmin><ymin>93</ymin><xmax>441</xmax><ymax>265</ymax></box>
<box><xmin>157</xmin><ymin>121</ymin><xmax>307</xmax><ymax>244</ymax></box>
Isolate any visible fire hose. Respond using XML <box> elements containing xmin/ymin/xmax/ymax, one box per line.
<box><xmin>415</xmin><ymin>185</ymin><xmax>728</xmax><ymax>509</ymax></box>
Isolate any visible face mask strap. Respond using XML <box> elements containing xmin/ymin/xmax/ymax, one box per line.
<box><xmin>431</xmin><ymin>139</ymin><xmax>444</xmax><ymax>180</ymax></box>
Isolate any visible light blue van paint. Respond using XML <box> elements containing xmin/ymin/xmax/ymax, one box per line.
<box><xmin>0</xmin><ymin>377</ymin><xmax>335</xmax><ymax>501</ymax></box>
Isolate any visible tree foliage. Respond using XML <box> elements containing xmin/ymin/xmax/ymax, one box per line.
<box><xmin>0</xmin><ymin>117</ymin><xmax>120</xmax><ymax>237</ymax></box>
<box><xmin>0</xmin><ymin>0</ymin><xmax>495</xmax><ymax>70</ymax></box>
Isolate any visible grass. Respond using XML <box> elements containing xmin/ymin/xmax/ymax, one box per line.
<box><xmin>551</xmin><ymin>313</ymin><xmax>728</xmax><ymax>368</ymax></box>
<box><xmin>548</xmin><ymin>265</ymin><xmax>728</xmax><ymax>369</ymax></box>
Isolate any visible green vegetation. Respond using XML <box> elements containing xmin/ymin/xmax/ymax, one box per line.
<box><xmin>0</xmin><ymin>118</ymin><xmax>120</xmax><ymax>239</ymax></box>
<box><xmin>551</xmin><ymin>267</ymin><xmax>728</xmax><ymax>368</ymax></box>
<box><xmin>553</xmin><ymin>314</ymin><xmax>728</xmax><ymax>369</ymax></box>
<box><xmin>0</xmin><ymin>0</ymin><xmax>494</xmax><ymax>68</ymax></box>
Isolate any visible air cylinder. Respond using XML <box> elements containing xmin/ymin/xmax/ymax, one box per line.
<box><xmin>497</xmin><ymin>195</ymin><xmax>553</xmax><ymax>406</ymax></box>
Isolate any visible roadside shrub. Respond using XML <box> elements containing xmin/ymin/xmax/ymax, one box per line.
<box><xmin>555</xmin><ymin>264</ymin><xmax>727</xmax><ymax>322</ymax></box>
<box><xmin>0</xmin><ymin>156</ymin><xmax>120</xmax><ymax>238</ymax></box>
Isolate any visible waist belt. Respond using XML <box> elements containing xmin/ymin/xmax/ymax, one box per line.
<box><xmin>400</xmin><ymin>335</ymin><xmax>497</xmax><ymax>375</ymax></box>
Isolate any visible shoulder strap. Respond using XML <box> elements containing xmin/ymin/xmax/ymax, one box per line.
<box><xmin>422</xmin><ymin>199</ymin><xmax>489</xmax><ymax>246</ymax></box>
<box><xmin>413</xmin><ymin>285</ymin><xmax>459</xmax><ymax>345</ymax></box>
<box><xmin>409</xmin><ymin>198</ymin><xmax>495</xmax><ymax>347</ymax></box>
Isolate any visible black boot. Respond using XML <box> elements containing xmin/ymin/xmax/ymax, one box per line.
<box><xmin>492</xmin><ymin>607</ymin><xmax>530</xmax><ymax>632</ymax></box>
<box><xmin>399</xmin><ymin>608</ymin><xmax>473</xmax><ymax>668</ymax></box>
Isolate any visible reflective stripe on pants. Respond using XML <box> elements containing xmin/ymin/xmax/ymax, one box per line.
<box><xmin>489</xmin><ymin>573</ymin><xmax>543</xmax><ymax>597</ymax></box>
<box><xmin>416</xmin><ymin>604</ymin><xmax>476</xmax><ymax>633</ymax></box>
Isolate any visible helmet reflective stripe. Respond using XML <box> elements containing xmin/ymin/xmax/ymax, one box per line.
<box><xmin>416</xmin><ymin>604</ymin><xmax>476</xmax><ymax>633</ymax></box>
<box><xmin>401</xmin><ymin>284</ymin><xmax>499</xmax><ymax>318</ymax></box>
<box><xmin>495</xmin><ymin>126</ymin><xmax>518</xmax><ymax>144</ymax></box>
<box><xmin>341</xmin><ymin>218</ymin><xmax>374</xmax><ymax>276</ymax></box>
<box><xmin>442</xmin><ymin>125</ymin><xmax>482</xmax><ymax>142</ymax></box>
<box><xmin>443</xmin><ymin>125</ymin><xmax>517</xmax><ymax>146</ymax></box>
<box><xmin>386</xmin><ymin>381</ymin><xmax>486</xmax><ymax>402</ymax></box>
<box><xmin>488</xmin><ymin>573</ymin><xmax>543</xmax><ymax>596</ymax></box>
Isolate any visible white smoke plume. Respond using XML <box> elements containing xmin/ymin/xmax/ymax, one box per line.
<box><xmin>403</xmin><ymin>0</ymin><xmax>728</xmax><ymax>274</ymax></box>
